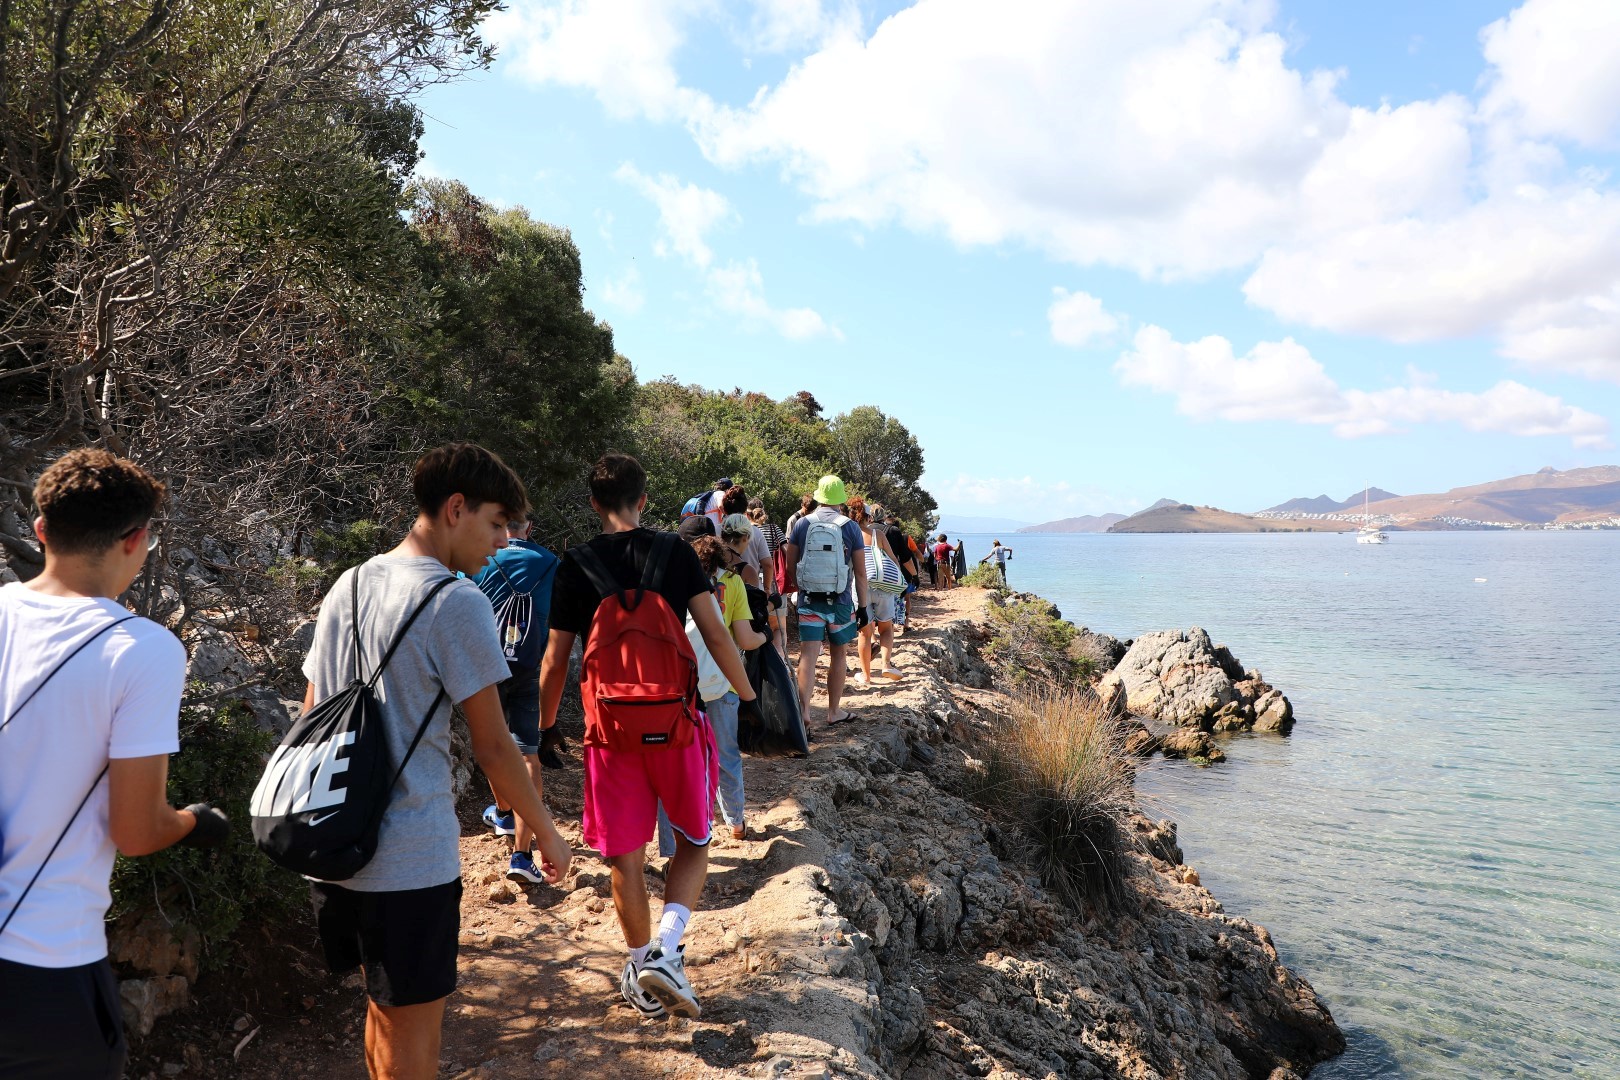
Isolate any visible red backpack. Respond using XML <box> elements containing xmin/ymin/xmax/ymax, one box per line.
<box><xmin>571</xmin><ymin>532</ymin><xmax>699</xmax><ymax>753</ymax></box>
<box><xmin>773</xmin><ymin>542</ymin><xmax>796</xmax><ymax>595</ymax></box>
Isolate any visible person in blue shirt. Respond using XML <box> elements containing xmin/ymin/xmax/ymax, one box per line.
<box><xmin>472</xmin><ymin>513</ymin><xmax>561</xmax><ymax>883</ymax></box>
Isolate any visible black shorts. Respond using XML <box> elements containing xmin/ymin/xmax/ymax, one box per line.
<box><xmin>0</xmin><ymin>956</ymin><xmax>126</xmax><ymax>1079</ymax></box>
<box><xmin>498</xmin><ymin>663</ymin><xmax>542</xmax><ymax>755</ymax></box>
<box><xmin>310</xmin><ymin>878</ymin><xmax>462</xmax><ymax>1007</ymax></box>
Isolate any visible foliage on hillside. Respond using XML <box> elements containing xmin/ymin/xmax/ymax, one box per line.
<box><xmin>0</xmin><ymin>0</ymin><xmax>940</xmax><ymax>974</ymax></box>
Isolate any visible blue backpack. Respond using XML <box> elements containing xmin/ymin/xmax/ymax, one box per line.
<box><xmin>475</xmin><ymin>543</ymin><xmax>559</xmax><ymax>670</ymax></box>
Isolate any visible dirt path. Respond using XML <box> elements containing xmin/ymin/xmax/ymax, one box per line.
<box><xmin>217</xmin><ymin>588</ymin><xmax>980</xmax><ymax>1080</ymax></box>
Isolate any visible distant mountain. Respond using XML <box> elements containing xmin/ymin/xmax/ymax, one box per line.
<box><xmin>934</xmin><ymin>515</ymin><xmax>1034</xmax><ymax>536</ymax></box>
<box><xmin>1144</xmin><ymin>498</ymin><xmax>1182</xmax><ymax>512</ymax></box>
<box><xmin>1266</xmin><ymin>487</ymin><xmax>1400</xmax><ymax>514</ymax></box>
<box><xmin>1018</xmin><ymin>513</ymin><xmax>1128</xmax><ymax>534</ymax></box>
<box><xmin>1364</xmin><ymin>466</ymin><xmax>1620</xmax><ymax>524</ymax></box>
<box><xmin>1109</xmin><ymin>504</ymin><xmax>1354</xmax><ymax>534</ymax></box>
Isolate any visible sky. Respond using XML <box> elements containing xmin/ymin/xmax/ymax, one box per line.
<box><xmin>413</xmin><ymin>0</ymin><xmax>1620</xmax><ymax>519</ymax></box>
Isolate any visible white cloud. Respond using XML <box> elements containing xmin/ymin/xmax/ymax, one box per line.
<box><xmin>596</xmin><ymin>264</ymin><xmax>644</xmax><ymax>312</ymax></box>
<box><xmin>615</xmin><ymin>163</ymin><xmax>838</xmax><ymax>339</ymax></box>
<box><xmin>488</xmin><ymin>0</ymin><xmax>703</xmax><ymax>121</ymax></box>
<box><xmin>1117</xmin><ymin>325</ymin><xmax>1611</xmax><ymax>448</ymax></box>
<box><xmin>1480</xmin><ymin>0</ymin><xmax>1620</xmax><ymax>147</ymax></box>
<box><xmin>497</xmin><ymin>0</ymin><xmax>1620</xmax><ymax>381</ymax></box>
<box><xmin>706</xmin><ymin>259</ymin><xmax>840</xmax><ymax>340</ymax></box>
<box><xmin>740</xmin><ymin>0</ymin><xmax>856</xmax><ymax>53</ymax></box>
<box><xmin>1047</xmin><ymin>288</ymin><xmax>1122</xmax><ymax>348</ymax></box>
<box><xmin>614</xmin><ymin>163</ymin><xmax>733</xmax><ymax>267</ymax></box>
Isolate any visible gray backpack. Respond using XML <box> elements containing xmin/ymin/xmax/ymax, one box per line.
<box><xmin>797</xmin><ymin>516</ymin><xmax>850</xmax><ymax>598</ymax></box>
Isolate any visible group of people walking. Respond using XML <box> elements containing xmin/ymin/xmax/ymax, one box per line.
<box><xmin>0</xmin><ymin>442</ymin><xmax>940</xmax><ymax>1079</ymax></box>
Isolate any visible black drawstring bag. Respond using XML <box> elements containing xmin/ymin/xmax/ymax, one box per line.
<box><xmin>250</xmin><ymin>571</ymin><xmax>453</xmax><ymax>880</ymax></box>
<box><xmin>737</xmin><ymin>643</ymin><xmax>809</xmax><ymax>756</ymax></box>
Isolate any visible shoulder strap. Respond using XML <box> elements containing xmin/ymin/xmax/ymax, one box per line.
<box><xmin>489</xmin><ymin>552</ymin><xmax>527</xmax><ymax>599</ymax></box>
<box><xmin>375</xmin><ymin>686</ymin><xmax>448</xmax><ymax>823</ymax></box>
<box><xmin>0</xmin><ymin>615</ymin><xmax>137</xmax><ymax>737</ymax></box>
<box><xmin>570</xmin><ymin>542</ymin><xmax>620</xmax><ymax>601</ymax></box>
<box><xmin>0</xmin><ymin>612</ymin><xmax>135</xmax><ymax>940</ymax></box>
<box><xmin>639</xmin><ymin>531</ymin><xmax>676</xmax><ymax>595</ymax></box>
<box><xmin>351</xmin><ymin>570</ymin><xmax>365</xmax><ymax>684</ymax></box>
<box><xmin>365</xmin><ymin>576</ymin><xmax>458</xmax><ymax>689</ymax></box>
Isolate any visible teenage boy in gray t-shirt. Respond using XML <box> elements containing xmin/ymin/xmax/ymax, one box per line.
<box><xmin>300</xmin><ymin>443</ymin><xmax>571</xmax><ymax>1080</ymax></box>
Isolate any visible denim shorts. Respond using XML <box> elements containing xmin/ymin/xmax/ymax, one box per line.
<box><xmin>498</xmin><ymin>663</ymin><xmax>541</xmax><ymax>754</ymax></box>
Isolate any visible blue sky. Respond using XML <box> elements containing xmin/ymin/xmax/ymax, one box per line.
<box><xmin>414</xmin><ymin>0</ymin><xmax>1620</xmax><ymax>517</ymax></box>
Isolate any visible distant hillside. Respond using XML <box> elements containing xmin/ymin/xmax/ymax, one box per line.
<box><xmin>1109</xmin><ymin>504</ymin><xmax>1356</xmax><ymax>534</ymax></box>
<box><xmin>1266</xmin><ymin>487</ymin><xmax>1400</xmax><ymax>513</ymax></box>
<box><xmin>1018</xmin><ymin>513</ymin><xmax>1128</xmax><ymax>534</ymax></box>
<box><xmin>1365</xmin><ymin>466</ymin><xmax>1620</xmax><ymax>524</ymax></box>
<box><xmin>1143</xmin><ymin>498</ymin><xmax>1182</xmax><ymax>511</ymax></box>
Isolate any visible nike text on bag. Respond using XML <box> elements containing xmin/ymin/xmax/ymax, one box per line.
<box><xmin>0</xmin><ymin>616</ymin><xmax>135</xmax><ymax>940</ymax></box>
<box><xmin>866</xmin><ymin>540</ymin><xmax>907</xmax><ymax>596</ymax></box>
<box><xmin>572</xmin><ymin>533</ymin><xmax>700</xmax><ymax>753</ymax></box>
<box><xmin>250</xmin><ymin>572</ymin><xmax>454</xmax><ymax>881</ymax></box>
<box><xmin>795</xmin><ymin>518</ymin><xmax>849</xmax><ymax>598</ymax></box>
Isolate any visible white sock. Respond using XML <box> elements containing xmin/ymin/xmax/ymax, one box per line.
<box><xmin>658</xmin><ymin>903</ymin><xmax>691</xmax><ymax>954</ymax></box>
<box><xmin>630</xmin><ymin>943</ymin><xmax>652</xmax><ymax>968</ymax></box>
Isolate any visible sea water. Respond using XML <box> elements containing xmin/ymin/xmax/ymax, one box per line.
<box><xmin>945</xmin><ymin>531</ymin><xmax>1620</xmax><ymax>1079</ymax></box>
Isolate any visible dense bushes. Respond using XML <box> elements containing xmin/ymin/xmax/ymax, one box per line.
<box><xmin>982</xmin><ymin>595</ymin><xmax>1099</xmax><ymax>689</ymax></box>
<box><xmin>109</xmin><ymin>701</ymin><xmax>302</xmax><ymax>970</ymax></box>
<box><xmin>969</xmin><ymin>690</ymin><xmax>1134</xmax><ymax>910</ymax></box>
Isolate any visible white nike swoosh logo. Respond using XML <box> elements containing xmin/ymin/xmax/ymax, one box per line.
<box><xmin>308</xmin><ymin>810</ymin><xmax>341</xmax><ymax>827</ymax></box>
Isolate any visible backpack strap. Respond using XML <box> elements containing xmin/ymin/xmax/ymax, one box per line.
<box><xmin>489</xmin><ymin>553</ymin><xmax>528</xmax><ymax>599</ymax></box>
<box><xmin>0</xmin><ymin>615</ymin><xmax>137</xmax><ymax>737</ymax></box>
<box><xmin>0</xmin><ymin>613</ymin><xmax>136</xmax><ymax>939</ymax></box>
<box><xmin>570</xmin><ymin>542</ymin><xmax>621</xmax><ymax>602</ymax></box>
<box><xmin>374</xmin><ymin>686</ymin><xmax>448</xmax><ymax>828</ymax></box>
<box><xmin>639</xmin><ymin>531</ymin><xmax>677</xmax><ymax>595</ymax></box>
<box><xmin>350</xmin><ymin>570</ymin><xmax>365</xmax><ymax>684</ymax></box>
<box><xmin>364</xmin><ymin>576</ymin><xmax>458</xmax><ymax>690</ymax></box>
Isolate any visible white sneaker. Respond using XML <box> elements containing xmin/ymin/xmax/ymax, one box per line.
<box><xmin>619</xmin><ymin>959</ymin><xmax>667</xmax><ymax>1019</ymax></box>
<box><xmin>636</xmin><ymin>945</ymin><xmax>701</xmax><ymax>1018</ymax></box>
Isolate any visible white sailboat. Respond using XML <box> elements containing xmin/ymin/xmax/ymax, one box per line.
<box><xmin>1356</xmin><ymin>485</ymin><xmax>1388</xmax><ymax>544</ymax></box>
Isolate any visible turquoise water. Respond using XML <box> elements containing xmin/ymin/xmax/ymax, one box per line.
<box><xmin>948</xmin><ymin>531</ymin><xmax>1620</xmax><ymax>1079</ymax></box>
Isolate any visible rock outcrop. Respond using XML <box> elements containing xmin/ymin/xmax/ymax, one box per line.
<box><xmin>1098</xmin><ymin>627</ymin><xmax>1295</xmax><ymax>735</ymax></box>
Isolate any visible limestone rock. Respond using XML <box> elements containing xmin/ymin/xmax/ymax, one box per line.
<box><xmin>120</xmin><ymin>975</ymin><xmax>190</xmax><ymax>1038</ymax></box>
<box><xmin>1100</xmin><ymin>627</ymin><xmax>1294</xmax><ymax>736</ymax></box>
<box><xmin>1159</xmin><ymin>728</ymin><xmax>1226</xmax><ymax>763</ymax></box>
<box><xmin>109</xmin><ymin>911</ymin><xmax>200</xmax><ymax>982</ymax></box>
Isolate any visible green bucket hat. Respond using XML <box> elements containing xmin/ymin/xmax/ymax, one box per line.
<box><xmin>813</xmin><ymin>474</ymin><xmax>847</xmax><ymax>506</ymax></box>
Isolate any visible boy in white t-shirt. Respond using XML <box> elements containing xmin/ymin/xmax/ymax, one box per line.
<box><xmin>0</xmin><ymin>449</ymin><xmax>228</xmax><ymax>1079</ymax></box>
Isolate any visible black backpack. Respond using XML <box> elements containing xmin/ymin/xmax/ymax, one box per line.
<box><xmin>250</xmin><ymin>570</ymin><xmax>454</xmax><ymax>881</ymax></box>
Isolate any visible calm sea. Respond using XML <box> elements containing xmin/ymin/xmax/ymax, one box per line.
<box><xmin>946</xmin><ymin>531</ymin><xmax>1620</xmax><ymax>1079</ymax></box>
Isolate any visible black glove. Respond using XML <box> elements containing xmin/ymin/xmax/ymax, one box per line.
<box><xmin>855</xmin><ymin>605</ymin><xmax>870</xmax><ymax>630</ymax></box>
<box><xmin>538</xmin><ymin>724</ymin><xmax>569</xmax><ymax>770</ymax></box>
<box><xmin>179</xmin><ymin>804</ymin><xmax>229</xmax><ymax>848</ymax></box>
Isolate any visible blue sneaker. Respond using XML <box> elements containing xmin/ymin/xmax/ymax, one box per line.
<box><xmin>482</xmin><ymin>804</ymin><xmax>515</xmax><ymax>837</ymax></box>
<box><xmin>506</xmin><ymin>850</ymin><xmax>543</xmax><ymax>884</ymax></box>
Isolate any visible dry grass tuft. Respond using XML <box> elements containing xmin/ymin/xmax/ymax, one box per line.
<box><xmin>971</xmin><ymin>688</ymin><xmax>1135</xmax><ymax>909</ymax></box>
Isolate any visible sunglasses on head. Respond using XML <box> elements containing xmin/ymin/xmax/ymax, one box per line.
<box><xmin>118</xmin><ymin>520</ymin><xmax>160</xmax><ymax>552</ymax></box>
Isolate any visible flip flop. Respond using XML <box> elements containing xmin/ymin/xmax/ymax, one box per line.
<box><xmin>825</xmin><ymin>709</ymin><xmax>855</xmax><ymax>726</ymax></box>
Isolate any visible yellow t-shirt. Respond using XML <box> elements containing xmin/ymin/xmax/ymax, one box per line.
<box><xmin>713</xmin><ymin>568</ymin><xmax>751</xmax><ymax>694</ymax></box>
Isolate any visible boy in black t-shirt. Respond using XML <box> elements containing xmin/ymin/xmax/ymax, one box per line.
<box><xmin>540</xmin><ymin>454</ymin><xmax>755</xmax><ymax>1021</ymax></box>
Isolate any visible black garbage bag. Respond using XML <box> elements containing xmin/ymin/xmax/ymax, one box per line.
<box><xmin>737</xmin><ymin>644</ymin><xmax>808</xmax><ymax>756</ymax></box>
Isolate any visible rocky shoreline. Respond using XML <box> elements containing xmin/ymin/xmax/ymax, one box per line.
<box><xmin>124</xmin><ymin>586</ymin><xmax>1343</xmax><ymax>1078</ymax></box>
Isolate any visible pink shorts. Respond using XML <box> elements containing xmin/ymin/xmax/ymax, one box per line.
<box><xmin>581</xmin><ymin>711</ymin><xmax>719</xmax><ymax>859</ymax></box>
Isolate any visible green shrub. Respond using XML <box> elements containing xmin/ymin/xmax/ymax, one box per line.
<box><xmin>312</xmin><ymin>519</ymin><xmax>391</xmax><ymax>575</ymax></box>
<box><xmin>959</xmin><ymin>562</ymin><xmax>1007</xmax><ymax>591</ymax></box>
<box><xmin>109</xmin><ymin>700</ymin><xmax>302</xmax><ymax>971</ymax></box>
<box><xmin>969</xmin><ymin>689</ymin><xmax>1134</xmax><ymax>909</ymax></box>
<box><xmin>984</xmin><ymin>596</ymin><xmax>1096</xmax><ymax>690</ymax></box>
